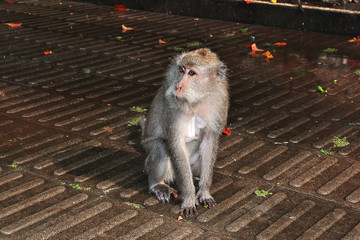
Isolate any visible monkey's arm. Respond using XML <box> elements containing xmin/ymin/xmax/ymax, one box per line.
<box><xmin>197</xmin><ymin>130</ymin><xmax>218</xmax><ymax>207</ymax></box>
<box><xmin>168</xmin><ymin>132</ymin><xmax>198</xmax><ymax>217</ymax></box>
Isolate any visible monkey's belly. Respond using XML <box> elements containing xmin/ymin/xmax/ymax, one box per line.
<box><xmin>185</xmin><ymin>116</ymin><xmax>206</xmax><ymax>143</ymax></box>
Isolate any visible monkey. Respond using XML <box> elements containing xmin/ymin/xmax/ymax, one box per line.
<box><xmin>141</xmin><ymin>48</ymin><xmax>229</xmax><ymax>217</ymax></box>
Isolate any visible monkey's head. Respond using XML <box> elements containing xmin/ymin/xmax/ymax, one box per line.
<box><xmin>165</xmin><ymin>48</ymin><xmax>227</xmax><ymax>106</ymax></box>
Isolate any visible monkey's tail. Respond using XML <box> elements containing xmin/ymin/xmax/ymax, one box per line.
<box><xmin>139</xmin><ymin>117</ymin><xmax>146</xmax><ymax>135</ymax></box>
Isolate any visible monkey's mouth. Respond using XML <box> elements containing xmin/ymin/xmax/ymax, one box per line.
<box><xmin>175</xmin><ymin>95</ymin><xmax>187</xmax><ymax>102</ymax></box>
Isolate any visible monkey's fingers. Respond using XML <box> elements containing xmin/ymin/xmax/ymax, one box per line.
<box><xmin>156</xmin><ymin>191</ymin><xmax>170</xmax><ymax>203</ymax></box>
<box><xmin>170</xmin><ymin>190</ymin><xmax>179</xmax><ymax>199</ymax></box>
<box><xmin>152</xmin><ymin>184</ymin><xmax>176</xmax><ymax>203</ymax></box>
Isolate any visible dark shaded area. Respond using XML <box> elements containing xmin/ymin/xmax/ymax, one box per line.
<box><xmin>74</xmin><ymin>0</ymin><xmax>360</xmax><ymax>35</ymax></box>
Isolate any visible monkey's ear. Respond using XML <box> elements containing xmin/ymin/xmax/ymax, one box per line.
<box><xmin>216</xmin><ymin>65</ymin><xmax>227</xmax><ymax>81</ymax></box>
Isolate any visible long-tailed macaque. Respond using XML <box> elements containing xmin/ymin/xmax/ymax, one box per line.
<box><xmin>141</xmin><ymin>48</ymin><xmax>229</xmax><ymax>217</ymax></box>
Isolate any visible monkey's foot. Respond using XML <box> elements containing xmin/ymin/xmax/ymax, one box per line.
<box><xmin>151</xmin><ymin>184</ymin><xmax>178</xmax><ymax>203</ymax></box>
<box><xmin>199</xmin><ymin>196</ymin><xmax>216</xmax><ymax>208</ymax></box>
<box><xmin>180</xmin><ymin>197</ymin><xmax>199</xmax><ymax>217</ymax></box>
<box><xmin>197</xmin><ymin>191</ymin><xmax>217</xmax><ymax>208</ymax></box>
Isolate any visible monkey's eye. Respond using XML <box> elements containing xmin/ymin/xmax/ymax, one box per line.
<box><xmin>179</xmin><ymin>66</ymin><xmax>185</xmax><ymax>74</ymax></box>
<box><xmin>188</xmin><ymin>70</ymin><xmax>196</xmax><ymax>76</ymax></box>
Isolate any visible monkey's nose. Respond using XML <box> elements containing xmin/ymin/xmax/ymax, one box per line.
<box><xmin>176</xmin><ymin>83</ymin><xmax>182</xmax><ymax>91</ymax></box>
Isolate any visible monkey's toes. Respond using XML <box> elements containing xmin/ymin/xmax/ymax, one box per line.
<box><xmin>200</xmin><ymin>197</ymin><xmax>216</xmax><ymax>208</ymax></box>
<box><xmin>180</xmin><ymin>206</ymin><xmax>198</xmax><ymax>218</ymax></box>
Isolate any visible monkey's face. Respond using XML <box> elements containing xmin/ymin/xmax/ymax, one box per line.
<box><xmin>174</xmin><ymin>65</ymin><xmax>212</xmax><ymax>104</ymax></box>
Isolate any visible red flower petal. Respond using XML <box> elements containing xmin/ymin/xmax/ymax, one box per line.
<box><xmin>114</xmin><ymin>5</ymin><xmax>127</xmax><ymax>11</ymax></box>
<box><xmin>223</xmin><ymin>128</ymin><xmax>231</xmax><ymax>135</ymax></box>
<box><xmin>251</xmin><ymin>43</ymin><xmax>264</xmax><ymax>52</ymax></box>
<box><xmin>5</xmin><ymin>23</ymin><xmax>22</xmax><ymax>27</ymax></box>
<box><xmin>274</xmin><ymin>42</ymin><xmax>286</xmax><ymax>46</ymax></box>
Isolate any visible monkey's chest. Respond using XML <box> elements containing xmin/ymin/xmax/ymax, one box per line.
<box><xmin>185</xmin><ymin>116</ymin><xmax>206</xmax><ymax>143</ymax></box>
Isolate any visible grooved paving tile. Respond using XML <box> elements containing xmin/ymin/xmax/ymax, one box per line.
<box><xmin>0</xmin><ymin>170</ymin><xmax>203</xmax><ymax>240</ymax></box>
<box><xmin>1</xmin><ymin>0</ymin><xmax>360</xmax><ymax>239</ymax></box>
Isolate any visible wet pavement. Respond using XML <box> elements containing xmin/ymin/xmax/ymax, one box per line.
<box><xmin>0</xmin><ymin>0</ymin><xmax>360</xmax><ymax>239</ymax></box>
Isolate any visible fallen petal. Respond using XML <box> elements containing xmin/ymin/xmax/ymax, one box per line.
<box><xmin>122</xmin><ymin>24</ymin><xmax>134</xmax><ymax>32</ymax></box>
<box><xmin>159</xmin><ymin>39</ymin><xmax>167</xmax><ymax>44</ymax></box>
<box><xmin>114</xmin><ymin>5</ymin><xmax>127</xmax><ymax>11</ymax></box>
<box><xmin>251</xmin><ymin>43</ymin><xmax>264</xmax><ymax>52</ymax></box>
<box><xmin>4</xmin><ymin>23</ymin><xmax>22</xmax><ymax>27</ymax></box>
<box><xmin>223</xmin><ymin>128</ymin><xmax>231</xmax><ymax>135</ymax></box>
<box><xmin>274</xmin><ymin>42</ymin><xmax>286</xmax><ymax>46</ymax></box>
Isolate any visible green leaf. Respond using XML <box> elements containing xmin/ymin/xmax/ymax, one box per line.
<box><xmin>115</xmin><ymin>36</ymin><xmax>123</xmax><ymax>40</ymax></box>
<box><xmin>8</xmin><ymin>163</ymin><xmax>22</xmax><ymax>170</ymax></box>
<box><xmin>61</xmin><ymin>181</ymin><xmax>91</xmax><ymax>191</ymax></box>
<box><xmin>332</xmin><ymin>136</ymin><xmax>349</xmax><ymax>148</ymax></box>
<box><xmin>174</xmin><ymin>47</ymin><xmax>184</xmax><ymax>51</ymax></box>
<box><xmin>320</xmin><ymin>149</ymin><xmax>334</xmax><ymax>155</ymax></box>
<box><xmin>183</xmin><ymin>219</ymin><xmax>192</xmax><ymax>225</ymax></box>
<box><xmin>125</xmin><ymin>202</ymin><xmax>143</xmax><ymax>209</ymax></box>
<box><xmin>239</xmin><ymin>27</ymin><xmax>248</xmax><ymax>33</ymax></box>
<box><xmin>317</xmin><ymin>85</ymin><xmax>327</xmax><ymax>94</ymax></box>
<box><xmin>187</xmin><ymin>41</ymin><xmax>202</xmax><ymax>47</ymax></box>
<box><xmin>128</xmin><ymin>116</ymin><xmax>144</xmax><ymax>126</ymax></box>
<box><xmin>323</xmin><ymin>48</ymin><xmax>337</xmax><ymax>53</ymax></box>
<box><xmin>254</xmin><ymin>189</ymin><xmax>273</xmax><ymax>197</ymax></box>
<box><xmin>354</xmin><ymin>69</ymin><xmax>360</xmax><ymax>76</ymax></box>
<box><xmin>130</xmin><ymin>106</ymin><xmax>148</xmax><ymax>113</ymax></box>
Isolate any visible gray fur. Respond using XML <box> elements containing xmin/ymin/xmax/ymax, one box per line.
<box><xmin>142</xmin><ymin>48</ymin><xmax>229</xmax><ymax>217</ymax></box>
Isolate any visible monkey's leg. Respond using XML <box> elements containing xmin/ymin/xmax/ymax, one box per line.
<box><xmin>144</xmin><ymin>140</ymin><xmax>177</xmax><ymax>203</ymax></box>
<box><xmin>196</xmin><ymin>132</ymin><xmax>217</xmax><ymax>208</ymax></box>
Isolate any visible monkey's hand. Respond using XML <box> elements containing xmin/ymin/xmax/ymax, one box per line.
<box><xmin>151</xmin><ymin>184</ymin><xmax>178</xmax><ymax>203</ymax></box>
<box><xmin>180</xmin><ymin>197</ymin><xmax>199</xmax><ymax>217</ymax></box>
<box><xmin>197</xmin><ymin>191</ymin><xmax>217</xmax><ymax>208</ymax></box>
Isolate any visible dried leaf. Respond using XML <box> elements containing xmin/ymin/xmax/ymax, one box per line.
<box><xmin>177</xmin><ymin>216</ymin><xmax>184</xmax><ymax>221</ymax></box>
<box><xmin>4</xmin><ymin>23</ymin><xmax>22</xmax><ymax>27</ymax></box>
<box><xmin>159</xmin><ymin>39</ymin><xmax>167</xmax><ymax>44</ymax></box>
<box><xmin>122</xmin><ymin>24</ymin><xmax>134</xmax><ymax>32</ymax></box>
<box><xmin>348</xmin><ymin>36</ymin><xmax>360</xmax><ymax>42</ymax></box>
<box><xmin>0</xmin><ymin>90</ymin><xmax>6</xmax><ymax>97</ymax></box>
<box><xmin>262</xmin><ymin>51</ymin><xmax>274</xmax><ymax>59</ymax></box>
<box><xmin>103</xmin><ymin>126</ymin><xmax>113</xmax><ymax>133</ymax></box>
<box><xmin>44</xmin><ymin>50</ymin><xmax>53</xmax><ymax>55</ymax></box>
